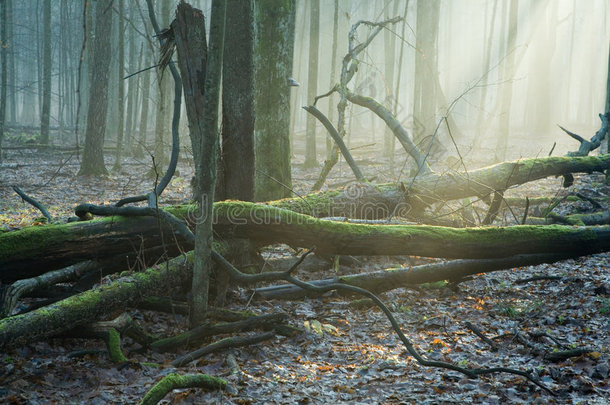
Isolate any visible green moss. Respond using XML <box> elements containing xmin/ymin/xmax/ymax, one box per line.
<box><xmin>139</xmin><ymin>373</ymin><xmax>227</xmax><ymax>405</ymax></box>
<box><xmin>213</xmin><ymin>201</ymin><xmax>602</xmax><ymax>257</ymax></box>
<box><xmin>266</xmin><ymin>189</ymin><xmax>341</xmax><ymax>216</ymax></box>
<box><xmin>106</xmin><ymin>328</ymin><xmax>128</xmax><ymax>363</ymax></box>
<box><xmin>141</xmin><ymin>362</ymin><xmax>161</xmax><ymax>368</ymax></box>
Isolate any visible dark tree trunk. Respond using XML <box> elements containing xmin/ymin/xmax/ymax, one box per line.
<box><xmin>217</xmin><ymin>0</ymin><xmax>255</xmax><ymax>202</ymax></box>
<box><xmin>39</xmin><ymin>0</ymin><xmax>51</xmax><ymax>147</ymax></box>
<box><xmin>79</xmin><ymin>0</ymin><xmax>114</xmax><ymax>176</ymax></box>
<box><xmin>303</xmin><ymin>0</ymin><xmax>319</xmax><ymax>168</ymax></box>
<box><xmin>253</xmin><ymin>0</ymin><xmax>296</xmax><ymax>201</ymax></box>
<box><xmin>0</xmin><ymin>0</ymin><xmax>7</xmax><ymax>163</ymax></box>
<box><xmin>413</xmin><ymin>0</ymin><xmax>440</xmax><ymax>142</ymax></box>
<box><xmin>113</xmin><ymin>0</ymin><xmax>125</xmax><ymax>171</ymax></box>
<box><xmin>134</xmin><ymin>48</ymin><xmax>151</xmax><ymax>158</ymax></box>
<box><xmin>172</xmin><ymin>0</ymin><xmax>225</xmax><ymax>326</ymax></box>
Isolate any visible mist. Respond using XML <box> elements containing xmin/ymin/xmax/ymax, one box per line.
<box><xmin>289</xmin><ymin>0</ymin><xmax>610</xmax><ymax>166</ymax></box>
<box><xmin>1</xmin><ymin>0</ymin><xmax>609</xmax><ymax>168</ymax></box>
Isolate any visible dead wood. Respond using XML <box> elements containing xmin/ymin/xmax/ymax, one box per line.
<box><xmin>0</xmin><ymin>260</ymin><xmax>97</xmax><ymax>317</ymax></box>
<box><xmin>0</xmin><ymin>253</ymin><xmax>193</xmax><ymax>351</ymax></box>
<box><xmin>0</xmin><ymin>209</ymin><xmax>191</xmax><ymax>281</ymax></box>
<box><xmin>1</xmin><ymin>154</ymin><xmax>609</xmax><ymax>283</ymax></box>
<box><xmin>253</xmin><ymin>253</ymin><xmax>575</xmax><ymax>300</ymax></box>
<box><xmin>171</xmin><ymin>332</ymin><xmax>276</xmax><ymax>367</ymax></box>
<box><xmin>151</xmin><ymin>312</ymin><xmax>288</xmax><ymax>353</ymax></box>
<box><xmin>139</xmin><ymin>373</ymin><xmax>227</xmax><ymax>405</ymax></box>
<box><xmin>212</xmin><ymin>202</ymin><xmax>610</xmax><ymax>258</ymax></box>
<box><xmin>303</xmin><ymin>105</ymin><xmax>364</xmax><ymax>182</ymax></box>
<box><xmin>560</xmin><ymin>112</ymin><xmax>610</xmax><ymax>156</ymax></box>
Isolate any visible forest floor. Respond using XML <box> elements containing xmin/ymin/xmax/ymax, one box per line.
<box><xmin>0</xmin><ymin>146</ymin><xmax>609</xmax><ymax>404</ymax></box>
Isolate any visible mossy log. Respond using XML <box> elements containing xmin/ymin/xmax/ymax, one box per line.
<box><xmin>0</xmin><ymin>207</ymin><xmax>192</xmax><ymax>281</ymax></box>
<box><xmin>2</xmin><ymin>155</ymin><xmax>609</xmax><ymax>281</ymax></box>
<box><xmin>212</xmin><ymin>202</ymin><xmax>610</xmax><ymax>258</ymax></box>
<box><xmin>0</xmin><ymin>253</ymin><xmax>193</xmax><ymax>350</ymax></box>
<box><xmin>2</xmin><ymin>202</ymin><xmax>610</xmax><ymax>282</ymax></box>
<box><xmin>268</xmin><ymin>155</ymin><xmax>610</xmax><ymax>218</ymax></box>
<box><xmin>139</xmin><ymin>373</ymin><xmax>227</xmax><ymax>405</ymax></box>
<box><xmin>526</xmin><ymin>211</ymin><xmax>610</xmax><ymax>226</ymax></box>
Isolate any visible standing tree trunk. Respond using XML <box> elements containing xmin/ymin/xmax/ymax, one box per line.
<box><xmin>414</xmin><ymin>0</ymin><xmax>439</xmax><ymax>140</ymax></box>
<box><xmin>383</xmin><ymin>0</ymin><xmax>399</xmax><ymax>158</ymax></box>
<box><xmin>413</xmin><ymin>0</ymin><xmax>440</xmax><ymax>144</ymax></box>
<box><xmin>254</xmin><ymin>0</ymin><xmax>296</xmax><ymax>201</ymax></box>
<box><xmin>473</xmin><ymin>0</ymin><xmax>498</xmax><ymax>151</ymax></box>
<box><xmin>600</xmin><ymin>39</ymin><xmax>610</xmax><ymax>181</ymax></box>
<box><xmin>39</xmin><ymin>0</ymin><xmax>51</xmax><ymax>147</ymax></box>
<box><xmin>495</xmin><ymin>0</ymin><xmax>518</xmax><ymax>162</ymax></box>
<box><xmin>0</xmin><ymin>0</ymin><xmax>7</xmax><ymax>163</ymax></box>
<box><xmin>325</xmin><ymin>0</ymin><xmax>339</xmax><ymax>158</ymax></box>
<box><xmin>134</xmin><ymin>48</ymin><xmax>151</xmax><ymax>158</ymax></box>
<box><xmin>78</xmin><ymin>0</ymin><xmax>114</xmax><ymax>176</ymax></box>
<box><xmin>124</xmin><ymin>12</ymin><xmax>137</xmax><ymax>152</ymax></box>
<box><xmin>113</xmin><ymin>0</ymin><xmax>125</xmax><ymax>171</ymax></box>
<box><xmin>303</xmin><ymin>0</ymin><xmax>319</xmax><ymax>168</ymax></box>
<box><xmin>218</xmin><ymin>0</ymin><xmax>255</xmax><ymax>202</ymax></box>
<box><xmin>172</xmin><ymin>0</ymin><xmax>226</xmax><ymax>327</ymax></box>
<box><xmin>152</xmin><ymin>0</ymin><xmax>171</xmax><ymax>170</ymax></box>
<box><xmin>6</xmin><ymin>0</ymin><xmax>15</xmax><ymax>124</ymax></box>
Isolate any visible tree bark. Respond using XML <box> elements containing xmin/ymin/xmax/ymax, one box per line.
<box><xmin>133</xmin><ymin>47</ymin><xmax>151</xmax><ymax>158</ymax></box>
<box><xmin>254</xmin><ymin>253</ymin><xmax>577</xmax><ymax>300</ymax></box>
<box><xmin>0</xmin><ymin>252</ymin><xmax>194</xmax><ymax>351</ymax></box>
<box><xmin>413</xmin><ymin>0</ymin><xmax>440</xmax><ymax>143</ymax></box>
<box><xmin>186</xmin><ymin>0</ymin><xmax>225</xmax><ymax>326</ymax></box>
<box><xmin>217</xmin><ymin>0</ymin><xmax>255</xmax><ymax>202</ymax></box>
<box><xmin>0</xmin><ymin>211</ymin><xmax>191</xmax><ymax>281</ymax></box>
<box><xmin>112</xmin><ymin>0</ymin><xmax>125</xmax><ymax>171</ymax></box>
<box><xmin>0</xmin><ymin>0</ymin><xmax>7</xmax><ymax>163</ymax></box>
<box><xmin>303</xmin><ymin>0</ymin><xmax>319</xmax><ymax>168</ymax></box>
<box><xmin>254</xmin><ymin>0</ymin><xmax>296</xmax><ymax>201</ymax></box>
<box><xmin>3</xmin><ymin>197</ymin><xmax>610</xmax><ymax>282</ymax></box>
<box><xmin>39</xmin><ymin>0</ymin><xmax>51</xmax><ymax>147</ymax></box>
<box><xmin>79</xmin><ymin>0</ymin><xmax>113</xmax><ymax>176</ymax></box>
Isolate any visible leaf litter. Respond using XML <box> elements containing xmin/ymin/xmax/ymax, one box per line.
<box><xmin>0</xmin><ymin>149</ymin><xmax>608</xmax><ymax>404</ymax></box>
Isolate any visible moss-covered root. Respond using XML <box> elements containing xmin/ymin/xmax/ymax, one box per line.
<box><xmin>139</xmin><ymin>373</ymin><xmax>227</xmax><ymax>405</ymax></box>
<box><xmin>104</xmin><ymin>328</ymin><xmax>128</xmax><ymax>364</ymax></box>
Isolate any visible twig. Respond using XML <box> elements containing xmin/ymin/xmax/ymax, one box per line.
<box><xmin>171</xmin><ymin>332</ymin><xmax>275</xmax><ymax>367</ymax></box>
<box><xmin>464</xmin><ymin>321</ymin><xmax>499</xmax><ymax>351</ymax></box>
<box><xmin>12</xmin><ymin>185</ymin><xmax>53</xmax><ymax>222</ymax></box>
<box><xmin>521</xmin><ymin>197</ymin><xmax>530</xmax><ymax>225</ymax></box>
<box><xmin>303</xmin><ymin>105</ymin><xmax>364</xmax><ymax>182</ymax></box>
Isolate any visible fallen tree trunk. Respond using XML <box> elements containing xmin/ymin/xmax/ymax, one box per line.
<box><xmin>267</xmin><ymin>155</ymin><xmax>610</xmax><ymax>218</ymax></box>
<box><xmin>0</xmin><ymin>209</ymin><xmax>191</xmax><ymax>281</ymax></box>
<box><xmin>2</xmin><ymin>155</ymin><xmax>609</xmax><ymax>280</ymax></box>
<box><xmin>211</xmin><ymin>202</ymin><xmax>610</xmax><ymax>258</ymax></box>
<box><xmin>0</xmin><ymin>253</ymin><xmax>193</xmax><ymax>350</ymax></box>
<box><xmin>2</xmin><ymin>201</ymin><xmax>610</xmax><ymax>281</ymax></box>
<box><xmin>254</xmin><ymin>253</ymin><xmax>575</xmax><ymax>300</ymax></box>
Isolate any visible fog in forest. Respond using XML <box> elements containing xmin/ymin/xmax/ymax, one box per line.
<box><xmin>1</xmin><ymin>0</ymin><xmax>609</xmax><ymax>169</ymax></box>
